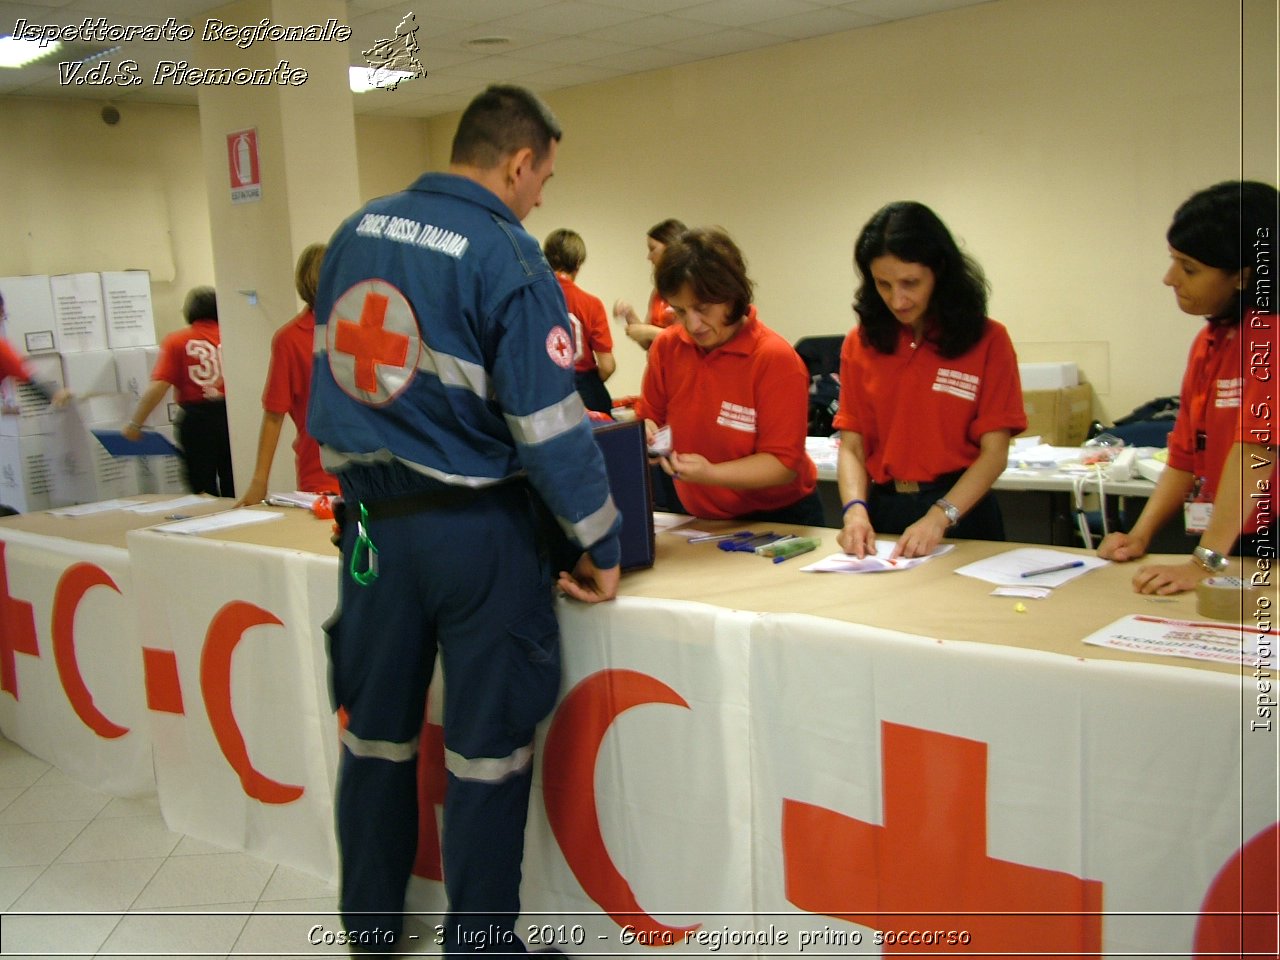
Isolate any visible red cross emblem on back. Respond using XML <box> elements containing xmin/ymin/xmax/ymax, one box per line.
<box><xmin>327</xmin><ymin>280</ymin><xmax>420</xmax><ymax>406</ymax></box>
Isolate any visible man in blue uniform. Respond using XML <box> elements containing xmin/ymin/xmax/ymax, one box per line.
<box><xmin>309</xmin><ymin>85</ymin><xmax>621</xmax><ymax>955</ymax></box>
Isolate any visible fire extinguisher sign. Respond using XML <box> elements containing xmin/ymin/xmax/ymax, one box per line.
<box><xmin>227</xmin><ymin>129</ymin><xmax>262</xmax><ymax>204</ymax></box>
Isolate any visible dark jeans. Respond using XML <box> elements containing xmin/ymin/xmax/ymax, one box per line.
<box><xmin>176</xmin><ymin>400</ymin><xmax>234</xmax><ymax>498</ymax></box>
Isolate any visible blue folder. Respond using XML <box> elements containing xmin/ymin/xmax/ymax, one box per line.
<box><xmin>91</xmin><ymin>429</ymin><xmax>180</xmax><ymax>457</ymax></box>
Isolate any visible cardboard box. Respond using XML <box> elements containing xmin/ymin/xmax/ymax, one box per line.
<box><xmin>47</xmin><ymin>408</ymin><xmax>141</xmax><ymax>506</ymax></box>
<box><xmin>1019</xmin><ymin>362</ymin><xmax>1079</xmax><ymax>390</ymax></box>
<box><xmin>114</xmin><ymin>345</ymin><xmax>172</xmax><ymax>427</ymax></box>
<box><xmin>50</xmin><ymin>273</ymin><xmax>109</xmax><ymax>354</ymax></box>
<box><xmin>1019</xmin><ymin>383</ymin><xmax>1093</xmax><ymax>446</ymax></box>
<box><xmin>0</xmin><ymin>434</ymin><xmax>54</xmax><ymax>513</ymax></box>
<box><xmin>0</xmin><ymin>274</ymin><xmax>58</xmax><ymax>354</ymax></box>
<box><xmin>102</xmin><ymin>271</ymin><xmax>157</xmax><ymax>349</ymax></box>
<box><xmin>61</xmin><ymin>350</ymin><xmax>119</xmax><ymax>396</ymax></box>
<box><xmin>0</xmin><ymin>355</ymin><xmax>68</xmax><ymax>437</ymax></box>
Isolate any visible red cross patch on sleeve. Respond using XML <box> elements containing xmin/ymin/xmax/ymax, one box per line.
<box><xmin>546</xmin><ymin>326</ymin><xmax>574</xmax><ymax>370</ymax></box>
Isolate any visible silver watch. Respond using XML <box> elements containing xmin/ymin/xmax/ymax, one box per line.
<box><xmin>1193</xmin><ymin>545</ymin><xmax>1229</xmax><ymax>573</ymax></box>
<box><xmin>934</xmin><ymin>497</ymin><xmax>961</xmax><ymax>527</ymax></box>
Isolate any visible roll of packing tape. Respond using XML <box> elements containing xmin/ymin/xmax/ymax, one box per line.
<box><xmin>1196</xmin><ymin>575</ymin><xmax>1262</xmax><ymax>621</ymax></box>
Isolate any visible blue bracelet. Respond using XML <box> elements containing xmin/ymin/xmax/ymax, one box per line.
<box><xmin>842</xmin><ymin>498</ymin><xmax>869</xmax><ymax>515</ymax></box>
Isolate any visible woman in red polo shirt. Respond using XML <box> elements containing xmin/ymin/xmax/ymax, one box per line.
<box><xmin>1099</xmin><ymin>180</ymin><xmax>1279</xmax><ymax>594</ymax></box>
<box><xmin>834</xmin><ymin>201</ymin><xmax>1027</xmax><ymax>559</ymax></box>
<box><xmin>237</xmin><ymin>243</ymin><xmax>339</xmax><ymax>505</ymax></box>
<box><xmin>613</xmin><ymin>218</ymin><xmax>686</xmax><ymax>352</ymax></box>
<box><xmin>635</xmin><ymin>227</ymin><xmax>821</xmax><ymax>524</ymax></box>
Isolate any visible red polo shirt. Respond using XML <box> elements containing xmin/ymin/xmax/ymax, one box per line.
<box><xmin>647</xmin><ymin>290</ymin><xmax>676</xmax><ymax>329</ymax></box>
<box><xmin>263</xmin><ymin>308</ymin><xmax>339</xmax><ymax>493</ymax></box>
<box><xmin>1167</xmin><ymin>312</ymin><xmax>1278</xmax><ymax>533</ymax></box>
<box><xmin>833</xmin><ymin>318</ymin><xmax>1026</xmax><ymax>483</ymax></box>
<box><xmin>556</xmin><ymin>274</ymin><xmax>613</xmax><ymax>374</ymax></box>
<box><xmin>152</xmin><ymin>319</ymin><xmax>226</xmax><ymax>405</ymax></box>
<box><xmin>636</xmin><ymin>307</ymin><xmax>817</xmax><ymax>519</ymax></box>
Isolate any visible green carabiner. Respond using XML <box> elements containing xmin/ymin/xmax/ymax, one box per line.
<box><xmin>349</xmin><ymin>503</ymin><xmax>379</xmax><ymax>586</ymax></box>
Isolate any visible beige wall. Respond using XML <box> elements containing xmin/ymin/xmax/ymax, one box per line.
<box><xmin>430</xmin><ymin>0</ymin><xmax>1275</xmax><ymax>419</ymax></box>
<box><xmin>1</xmin><ymin>0</ymin><xmax>1274</xmax><ymax>486</ymax></box>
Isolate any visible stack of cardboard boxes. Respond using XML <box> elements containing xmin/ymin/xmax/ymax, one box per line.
<box><xmin>0</xmin><ymin>272</ymin><xmax>186</xmax><ymax>512</ymax></box>
<box><xmin>1018</xmin><ymin>362</ymin><xmax>1093</xmax><ymax>447</ymax></box>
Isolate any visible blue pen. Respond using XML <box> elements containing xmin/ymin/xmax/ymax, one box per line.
<box><xmin>1020</xmin><ymin>560</ymin><xmax>1085</xmax><ymax>578</ymax></box>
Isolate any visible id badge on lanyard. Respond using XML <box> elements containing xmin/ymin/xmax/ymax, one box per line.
<box><xmin>1184</xmin><ymin>453</ymin><xmax>1212</xmax><ymax>534</ymax></box>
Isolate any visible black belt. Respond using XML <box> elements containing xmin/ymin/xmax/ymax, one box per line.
<box><xmin>871</xmin><ymin>470</ymin><xmax>964</xmax><ymax>495</ymax></box>
<box><xmin>362</xmin><ymin>479</ymin><xmax>526</xmax><ymax>521</ymax></box>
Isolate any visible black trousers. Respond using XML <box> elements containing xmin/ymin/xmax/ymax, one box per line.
<box><xmin>574</xmin><ymin>370</ymin><xmax>613</xmax><ymax>416</ymax></box>
<box><xmin>177</xmin><ymin>400</ymin><xmax>235</xmax><ymax>498</ymax></box>
<box><xmin>869</xmin><ymin>488</ymin><xmax>1006</xmax><ymax>542</ymax></box>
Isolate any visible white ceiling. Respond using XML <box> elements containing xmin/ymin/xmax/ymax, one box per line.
<box><xmin>0</xmin><ymin>0</ymin><xmax>994</xmax><ymax>118</ymax></box>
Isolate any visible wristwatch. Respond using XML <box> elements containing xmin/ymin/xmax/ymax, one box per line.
<box><xmin>933</xmin><ymin>497</ymin><xmax>961</xmax><ymax>527</ymax></box>
<box><xmin>1193</xmin><ymin>545</ymin><xmax>1230</xmax><ymax>573</ymax></box>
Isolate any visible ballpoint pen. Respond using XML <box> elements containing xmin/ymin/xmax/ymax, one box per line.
<box><xmin>1020</xmin><ymin>560</ymin><xmax>1085</xmax><ymax>578</ymax></box>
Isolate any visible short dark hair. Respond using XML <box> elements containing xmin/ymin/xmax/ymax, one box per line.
<box><xmin>450</xmin><ymin>85</ymin><xmax>562</xmax><ymax>169</ymax></box>
<box><xmin>654</xmin><ymin>227</ymin><xmax>754</xmax><ymax>324</ymax></box>
<box><xmin>294</xmin><ymin>243</ymin><xmax>326</xmax><ymax>308</ymax></box>
<box><xmin>853</xmin><ymin>201</ymin><xmax>989</xmax><ymax>358</ymax></box>
<box><xmin>1168</xmin><ymin>181</ymin><xmax>1279</xmax><ymax>322</ymax></box>
<box><xmin>647</xmin><ymin>218</ymin><xmax>687</xmax><ymax>247</ymax></box>
<box><xmin>183</xmin><ymin>286</ymin><xmax>218</xmax><ymax>324</ymax></box>
<box><xmin>1168</xmin><ymin>180</ymin><xmax>1277</xmax><ymax>270</ymax></box>
<box><xmin>543</xmin><ymin>229</ymin><xmax>586</xmax><ymax>273</ymax></box>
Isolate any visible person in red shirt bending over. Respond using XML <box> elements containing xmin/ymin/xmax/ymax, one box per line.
<box><xmin>1099</xmin><ymin>180</ymin><xmax>1279</xmax><ymax>594</ymax></box>
<box><xmin>124</xmin><ymin>286</ymin><xmax>234</xmax><ymax>498</ymax></box>
<box><xmin>542</xmin><ymin>229</ymin><xmax>615</xmax><ymax>415</ymax></box>
<box><xmin>635</xmin><ymin>227</ymin><xmax>822</xmax><ymax>525</ymax></box>
<box><xmin>237</xmin><ymin>244</ymin><xmax>339</xmax><ymax>505</ymax></box>
<box><xmin>834</xmin><ymin>201</ymin><xmax>1027</xmax><ymax>559</ymax></box>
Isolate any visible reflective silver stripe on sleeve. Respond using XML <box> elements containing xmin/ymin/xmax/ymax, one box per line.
<box><xmin>314</xmin><ymin>323</ymin><xmax>326</xmax><ymax>355</ymax></box>
<box><xmin>444</xmin><ymin>744</ymin><xmax>533</xmax><ymax>782</ymax></box>
<box><xmin>417</xmin><ymin>348</ymin><xmax>488</xmax><ymax>397</ymax></box>
<box><xmin>559</xmin><ymin>497</ymin><xmax>620</xmax><ymax>551</ymax></box>
<box><xmin>340</xmin><ymin>728</ymin><xmax>419</xmax><ymax>763</ymax></box>
<box><xmin>504</xmin><ymin>393</ymin><xmax>586</xmax><ymax>446</ymax></box>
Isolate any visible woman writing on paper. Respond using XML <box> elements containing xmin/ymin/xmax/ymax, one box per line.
<box><xmin>1098</xmin><ymin>180</ymin><xmax>1279</xmax><ymax>594</ymax></box>
<box><xmin>634</xmin><ymin>227</ymin><xmax>821</xmax><ymax>524</ymax></box>
<box><xmin>834</xmin><ymin>201</ymin><xmax>1027</xmax><ymax>559</ymax></box>
<box><xmin>613</xmin><ymin>218</ymin><xmax>686</xmax><ymax>352</ymax></box>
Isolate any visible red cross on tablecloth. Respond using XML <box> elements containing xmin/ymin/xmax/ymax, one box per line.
<box><xmin>783</xmin><ymin>720</ymin><xmax>1103</xmax><ymax>956</ymax></box>
<box><xmin>0</xmin><ymin>541</ymin><xmax>39</xmax><ymax>698</ymax></box>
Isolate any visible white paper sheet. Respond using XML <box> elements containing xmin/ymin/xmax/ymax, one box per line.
<box><xmin>954</xmin><ymin>547</ymin><xmax>1107</xmax><ymax>587</ymax></box>
<box><xmin>155</xmin><ymin>509</ymin><xmax>283</xmax><ymax>535</ymax></box>
<box><xmin>801</xmin><ymin>540</ymin><xmax>953</xmax><ymax>573</ymax></box>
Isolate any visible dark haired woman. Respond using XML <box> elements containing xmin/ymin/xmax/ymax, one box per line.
<box><xmin>1099</xmin><ymin>180</ymin><xmax>1279</xmax><ymax>594</ymax></box>
<box><xmin>614</xmin><ymin>217</ymin><xmax>687</xmax><ymax>351</ymax></box>
<box><xmin>634</xmin><ymin>227</ymin><xmax>821</xmax><ymax>524</ymax></box>
<box><xmin>834</xmin><ymin>201</ymin><xmax>1026</xmax><ymax>559</ymax></box>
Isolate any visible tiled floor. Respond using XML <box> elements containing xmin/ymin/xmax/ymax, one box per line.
<box><xmin>0</xmin><ymin>734</ymin><xmax>353</xmax><ymax>959</ymax></box>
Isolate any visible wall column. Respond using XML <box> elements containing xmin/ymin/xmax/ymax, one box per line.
<box><xmin>193</xmin><ymin>0</ymin><xmax>359</xmax><ymax>494</ymax></box>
